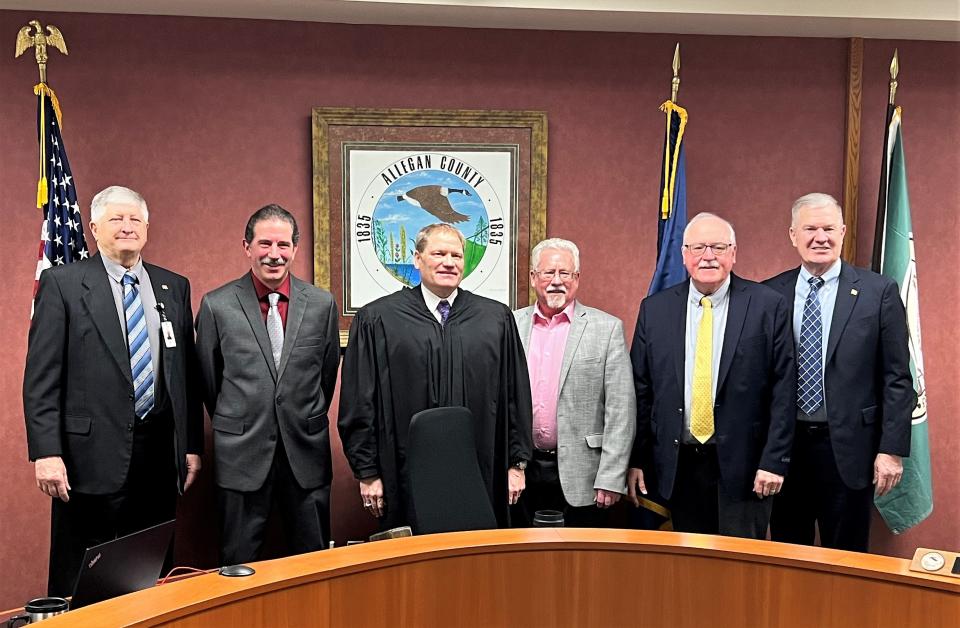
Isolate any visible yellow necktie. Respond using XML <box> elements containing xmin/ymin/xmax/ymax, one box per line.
<box><xmin>691</xmin><ymin>296</ymin><xmax>714</xmax><ymax>443</ymax></box>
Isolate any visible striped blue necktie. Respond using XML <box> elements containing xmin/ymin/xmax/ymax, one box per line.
<box><xmin>797</xmin><ymin>276</ymin><xmax>825</xmax><ymax>414</ymax></box>
<box><xmin>123</xmin><ymin>272</ymin><xmax>155</xmax><ymax>420</ymax></box>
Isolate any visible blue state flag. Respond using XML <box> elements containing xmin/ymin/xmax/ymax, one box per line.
<box><xmin>630</xmin><ymin>101</ymin><xmax>690</xmax><ymax>531</ymax></box>
<box><xmin>648</xmin><ymin>101</ymin><xmax>689</xmax><ymax>296</ymax></box>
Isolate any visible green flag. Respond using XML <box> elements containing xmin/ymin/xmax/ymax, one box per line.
<box><xmin>873</xmin><ymin>106</ymin><xmax>934</xmax><ymax>533</ymax></box>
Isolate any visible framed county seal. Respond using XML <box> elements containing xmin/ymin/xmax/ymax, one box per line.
<box><xmin>312</xmin><ymin>108</ymin><xmax>547</xmax><ymax>346</ymax></box>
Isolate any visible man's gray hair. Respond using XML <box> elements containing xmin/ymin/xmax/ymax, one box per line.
<box><xmin>90</xmin><ymin>186</ymin><xmax>149</xmax><ymax>222</ymax></box>
<box><xmin>791</xmin><ymin>193</ymin><xmax>843</xmax><ymax>225</ymax></box>
<box><xmin>531</xmin><ymin>238</ymin><xmax>581</xmax><ymax>272</ymax></box>
<box><xmin>683</xmin><ymin>212</ymin><xmax>736</xmax><ymax>244</ymax></box>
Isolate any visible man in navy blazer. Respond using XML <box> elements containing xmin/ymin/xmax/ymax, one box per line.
<box><xmin>24</xmin><ymin>186</ymin><xmax>203</xmax><ymax>596</ymax></box>
<box><xmin>627</xmin><ymin>213</ymin><xmax>795</xmax><ymax>538</ymax></box>
<box><xmin>764</xmin><ymin>193</ymin><xmax>912</xmax><ymax>551</ymax></box>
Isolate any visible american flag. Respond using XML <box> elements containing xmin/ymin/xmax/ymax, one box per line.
<box><xmin>34</xmin><ymin>87</ymin><xmax>89</xmax><ymax>302</ymax></box>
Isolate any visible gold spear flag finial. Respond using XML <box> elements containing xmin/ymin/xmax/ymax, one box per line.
<box><xmin>888</xmin><ymin>48</ymin><xmax>899</xmax><ymax>105</ymax></box>
<box><xmin>671</xmin><ymin>42</ymin><xmax>681</xmax><ymax>102</ymax></box>
<box><xmin>15</xmin><ymin>19</ymin><xmax>68</xmax><ymax>84</ymax></box>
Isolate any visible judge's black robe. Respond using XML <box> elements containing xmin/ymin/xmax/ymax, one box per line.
<box><xmin>339</xmin><ymin>286</ymin><xmax>533</xmax><ymax>530</ymax></box>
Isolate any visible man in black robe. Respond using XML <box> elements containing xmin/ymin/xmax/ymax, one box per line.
<box><xmin>339</xmin><ymin>223</ymin><xmax>533</xmax><ymax>531</ymax></box>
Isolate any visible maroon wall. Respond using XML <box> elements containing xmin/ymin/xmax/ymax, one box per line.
<box><xmin>1</xmin><ymin>10</ymin><xmax>957</xmax><ymax>610</ymax></box>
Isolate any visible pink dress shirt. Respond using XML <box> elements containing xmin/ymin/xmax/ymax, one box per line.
<box><xmin>528</xmin><ymin>300</ymin><xmax>576</xmax><ymax>450</ymax></box>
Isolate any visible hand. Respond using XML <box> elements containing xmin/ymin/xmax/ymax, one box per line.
<box><xmin>184</xmin><ymin>454</ymin><xmax>202</xmax><ymax>492</ymax></box>
<box><xmin>507</xmin><ymin>467</ymin><xmax>525</xmax><ymax>505</ymax></box>
<box><xmin>753</xmin><ymin>469</ymin><xmax>784</xmax><ymax>499</ymax></box>
<box><xmin>360</xmin><ymin>477</ymin><xmax>385</xmax><ymax>518</ymax></box>
<box><xmin>594</xmin><ymin>489</ymin><xmax>621</xmax><ymax>509</ymax></box>
<box><xmin>35</xmin><ymin>456</ymin><xmax>71</xmax><ymax>502</ymax></box>
<box><xmin>874</xmin><ymin>453</ymin><xmax>903</xmax><ymax>497</ymax></box>
<box><xmin>626</xmin><ymin>467</ymin><xmax>647</xmax><ymax>506</ymax></box>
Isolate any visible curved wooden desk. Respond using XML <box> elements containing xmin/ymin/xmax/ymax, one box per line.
<box><xmin>43</xmin><ymin>529</ymin><xmax>959</xmax><ymax>627</ymax></box>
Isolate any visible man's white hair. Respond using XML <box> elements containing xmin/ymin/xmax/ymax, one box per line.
<box><xmin>531</xmin><ymin>238</ymin><xmax>581</xmax><ymax>272</ymax></box>
<box><xmin>682</xmin><ymin>212</ymin><xmax>736</xmax><ymax>244</ymax></box>
<box><xmin>790</xmin><ymin>193</ymin><xmax>843</xmax><ymax>225</ymax></box>
<box><xmin>90</xmin><ymin>186</ymin><xmax>149</xmax><ymax>223</ymax></box>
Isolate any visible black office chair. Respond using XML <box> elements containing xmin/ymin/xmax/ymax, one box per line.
<box><xmin>406</xmin><ymin>406</ymin><xmax>498</xmax><ymax>534</ymax></box>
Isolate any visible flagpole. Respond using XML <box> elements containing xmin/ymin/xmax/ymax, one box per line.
<box><xmin>671</xmin><ymin>42</ymin><xmax>680</xmax><ymax>103</ymax></box>
<box><xmin>16</xmin><ymin>20</ymin><xmax>69</xmax><ymax>207</ymax></box>
<box><xmin>873</xmin><ymin>49</ymin><xmax>899</xmax><ymax>271</ymax></box>
<box><xmin>888</xmin><ymin>48</ymin><xmax>899</xmax><ymax>105</ymax></box>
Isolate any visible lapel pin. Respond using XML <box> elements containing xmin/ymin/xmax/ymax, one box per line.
<box><xmin>161</xmin><ymin>284</ymin><xmax>169</xmax><ymax>290</ymax></box>
<box><xmin>851</xmin><ymin>289</ymin><xmax>858</xmax><ymax>296</ymax></box>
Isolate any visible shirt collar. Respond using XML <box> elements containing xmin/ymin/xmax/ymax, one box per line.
<box><xmin>100</xmin><ymin>252</ymin><xmax>144</xmax><ymax>284</ymax></box>
<box><xmin>421</xmin><ymin>284</ymin><xmax>458</xmax><ymax>313</ymax></box>
<box><xmin>799</xmin><ymin>259</ymin><xmax>841</xmax><ymax>284</ymax></box>
<box><xmin>688</xmin><ymin>275</ymin><xmax>731</xmax><ymax>307</ymax></box>
<box><xmin>533</xmin><ymin>299</ymin><xmax>576</xmax><ymax>324</ymax></box>
<box><xmin>251</xmin><ymin>272</ymin><xmax>291</xmax><ymax>301</ymax></box>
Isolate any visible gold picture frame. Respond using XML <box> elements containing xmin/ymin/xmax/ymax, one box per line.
<box><xmin>312</xmin><ymin>107</ymin><xmax>548</xmax><ymax>346</ymax></box>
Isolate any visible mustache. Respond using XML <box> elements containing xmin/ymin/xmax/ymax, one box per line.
<box><xmin>697</xmin><ymin>262</ymin><xmax>720</xmax><ymax>269</ymax></box>
<box><xmin>259</xmin><ymin>256</ymin><xmax>287</xmax><ymax>268</ymax></box>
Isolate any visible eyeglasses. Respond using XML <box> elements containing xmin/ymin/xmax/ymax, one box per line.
<box><xmin>534</xmin><ymin>269</ymin><xmax>578</xmax><ymax>280</ymax></box>
<box><xmin>683</xmin><ymin>243</ymin><xmax>733</xmax><ymax>256</ymax></box>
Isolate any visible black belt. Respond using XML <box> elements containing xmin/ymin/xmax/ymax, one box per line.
<box><xmin>680</xmin><ymin>443</ymin><xmax>716</xmax><ymax>456</ymax></box>
<box><xmin>796</xmin><ymin>421</ymin><xmax>830</xmax><ymax>435</ymax></box>
<box><xmin>533</xmin><ymin>448</ymin><xmax>557</xmax><ymax>461</ymax></box>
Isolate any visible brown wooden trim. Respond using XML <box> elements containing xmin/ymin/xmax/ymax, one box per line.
<box><xmin>842</xmin><ymin>37</ymin><xmax>863</xmax><ymax>262</ymax></box>
<box><xmin>40</xmin><ymin>529</ymin><xmax>960</xmax><ymax>627</ymax></box>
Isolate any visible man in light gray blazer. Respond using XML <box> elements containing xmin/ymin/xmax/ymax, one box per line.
<box><xmin>513</xmin><ymin>238</ymin><xmax>636</xmax><ymax>526</ymax></box>
<box><xmin>196</xmin><ymin>205</ymin><xmax>340</xmax><ymax>565</ymax></box>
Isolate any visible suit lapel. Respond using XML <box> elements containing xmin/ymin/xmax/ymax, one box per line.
<box><xmin>278</xmin><ymin>279</ymin><xmax>307</xmax><ymax>380</ymax></box>
<box><xmin>236</xmin><ymin>277</ymin><xmax>278</xmax><ymax>381</ymax></box>
<box><xmin>773</xmin><ymin>268</ymin><xmax>800</xmax><ymax>307</ymax></box>
<box><xmin>558</xmin><ymin>303</ymin><xmax>587</xmax><ymax>391</ymax></box>
<box><xmin>826</xmin><ymin>262</ymin><xmax>860</xmax><ymax>364</ymax></box>
<box><xmin>145</xmin><ymin>265</ymin><xmax>177</xmax><ymax>390</ymax></box>
<box><xmin>670</xmin><ymin>283</ymin><xmax>688</xmax><ymax>394</ymax></box>
<box><xmin>82</xmin><ymin>255</ymin><xmax>133</xmax><ymax>386</ymax></box>
<box><xmin>516</xmin><ymin>307</ymin><xmax>533</xmax><ymax>354</ymax></box>
<box><xmin>717</xmin><ymin>275</ymin><xmax>749</xmax><ymax>393</ymax></box>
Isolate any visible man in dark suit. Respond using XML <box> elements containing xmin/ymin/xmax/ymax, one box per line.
<box><xmin>627</xmin><ymin>212</ymin><xmax>795</xmax><ymax>538</ymax></box>
<box><xmin>24</xmin><ymin>185</ymin><xmax>203</xmax><ymax>596</ymax></box>
<box><xmin>764</xmin><ymin>193</ymin><xmax>912</xmax><ymax>552</ymax></box>
<box><xmin>196</xmin><ymin>205</ymin><xmax>340</xmax><ymax>565</ymax></box>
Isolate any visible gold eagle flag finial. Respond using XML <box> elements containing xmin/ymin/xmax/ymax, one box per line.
<box><xmin>15</xmin><ymin>19</ymin><xmax>68</xmax><ymax>84</ymax></box>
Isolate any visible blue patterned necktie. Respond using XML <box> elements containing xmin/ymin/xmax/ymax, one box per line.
<box><xmin>797</xmin><ymin>276</ymin><xmax>825</xmax><ymax>414</ymax></box>
<box><xmin>123</xmin><ymin>272</ymin><xmax>155</xmax><ymax>420</ymax></box>
<box><xmin>437</xmin><ymin>299</ymin><xmax>451</xmax><ymax>327</ymax></box>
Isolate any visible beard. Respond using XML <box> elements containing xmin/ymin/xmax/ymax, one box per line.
<box><xmin>545</xmin><ymin>291</ymin><xmax>567</xmax><ymax>310</ymax></box>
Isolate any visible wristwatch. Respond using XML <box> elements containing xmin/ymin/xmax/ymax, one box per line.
<box><xmin>512</xmin><ymin>459</ymin><xmax>528</xmax><ymax>471</ymax></box>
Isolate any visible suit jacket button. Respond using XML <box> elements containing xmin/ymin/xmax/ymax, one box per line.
<box><xmin>127</xmin><ymin>423</ymin><xmax>134</xmax><ymax>432</ymax></box>
<box><xmin>677</xmin><ymin>408</ymin><xmax>683</xmax><ymax>413</ymax></box>
<box><xmin>268</xmin><ymin>433</ymin><xmax>276</xmax><ymax>442</ymax></box>
<box><xmin>129</xmin><ymin>394</ymin><xmax>134</xmax><ymax>400</ymax></box>
<box><xmin>276</xmin><ymin>395</ymin><xmax>283</xmax><ymax>404</ymax></box>
<box><xmin>673</xmin><ymin>439</ymin><xmax>679</xmax><ymax>447</ymax></box>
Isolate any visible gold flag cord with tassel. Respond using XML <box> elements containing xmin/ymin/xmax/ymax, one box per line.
<box><xmin>659</xmin><ymin>101</ymin><xmax>688</xmax><ymax>220</ymax></box>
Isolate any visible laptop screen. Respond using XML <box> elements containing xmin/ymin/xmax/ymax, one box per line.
<box><xmin>70</xmin><ymin>519</ymin><xmax>175</xmax><ymax>609</ymax></box>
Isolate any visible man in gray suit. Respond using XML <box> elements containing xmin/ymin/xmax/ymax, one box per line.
<box><xmin>513</xmin><ymin>238</ymin><xmax>636</xmax><ymax>526</ymax></box>
<box><xmin>196</xmin><ymin>205</ymin><xmax>340</xmax><ymax>564</ymax></box>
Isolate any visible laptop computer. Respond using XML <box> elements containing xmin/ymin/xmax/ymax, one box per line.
<box><xmin>70</xmin><ymin>519</ymin><xmax>175</xmax><ymax>609</ymax></box>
